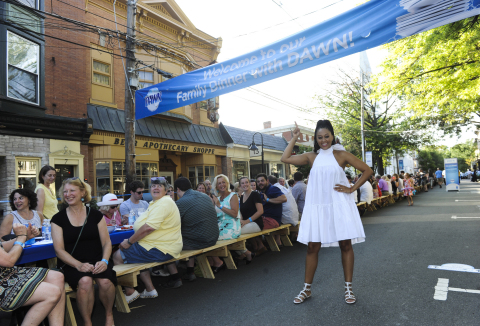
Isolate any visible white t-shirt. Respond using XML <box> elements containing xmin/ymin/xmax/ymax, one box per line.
<box><xmin>119</xmin><ymin>199</ymin><xmax>149</xmax><ymax>217</ymax></box>
<box><xmin>273</xmin><ymin>183</ymin><xmax>299</xmax><ymax>226</ymax></box>
<box><xmin>359</xmin><ymin>181</ymin><xmax>373</xmax><ymax>204</ymax></box>
<box><xmin>398</xmin><ymin>178</ymin><xmax>404</xmax><ymax>191</ymax></box>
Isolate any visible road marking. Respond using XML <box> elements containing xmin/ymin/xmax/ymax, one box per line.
<box><xmin>455</xmin><ymin>200</ymin><xmax>480</xmax><ymax>202</ymax></box>
<box><xmin>451</xmin><ymin>216</ymin><xmax>480</xmax><ymax>219</ymax></box>
<box><xmin>434</xmin><ymin>278</ymin><xmax>449</xmax><ymax>301</ymax></box>
<box><xmin>433</xmin><ymin>278</ymin><xmax>480</xmax><ymax>301</ymax></box>
<box><xmin>428</xmin><ymin>263</ymin><xmax>480</xmax><ymax>273</ymax></box>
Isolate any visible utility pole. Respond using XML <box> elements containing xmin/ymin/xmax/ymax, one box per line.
<box><xmin>125</xmin><ymin>0</ymin><xmax>137</xmax><ymax>186</ymax></box>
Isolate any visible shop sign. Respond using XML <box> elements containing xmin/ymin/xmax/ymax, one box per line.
<box><xmin>111</xmin><ymin>137</ymin><xmax>216</xmax><ymax>154</ymax></box>
<box><xmin>250</xmin><ymin>146</ymin><xmax>263</xmax><ymax>157</ymax></box>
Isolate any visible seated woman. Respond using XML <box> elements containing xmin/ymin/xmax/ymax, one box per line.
<box><xmin>98</xmin><ymin>193</ymin><xmax>125</xmax><ymax>226</ymax></box>
<box><xmin>113</xmin><ymin>177</ymin><xmax>182</xmax><ymax>303</ymax></box>
<box><xmin>0</xmin><ymin>223</ymin><xmax>65</xmax><ymax>325</ymax></box>
<box><xmin>0</xmin><ymin>189</ymin><xmax>42</xmax><ymax>241</ymax></box>
<box><xmin>208</xmin><ymin>174</ymin><xmax>240</xmax><ymax>272</ymax></box>
<box><xmin>51</xmin><ymin>178</ymin><xmax>116</xmax><ymax>326</ymax></box>
<box><xmin>238</xmin><ymin>176</ymin><xmax>265</xmax><ymax>263</ymax></box>
<box><xmin>35</xmin><ymin>165</ymin><xmax>58</xmax><ymax>221</ymax></box>
<box><xmin>196</xmin><ymin>182</ymin><xmax>206</xmax><ymax>194</ymax></box>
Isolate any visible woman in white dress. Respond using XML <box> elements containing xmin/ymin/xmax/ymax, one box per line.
<box><xmin>281</xmin><ymin>120</ymin><xmax>373</xmax><ymax>305</ymax></box>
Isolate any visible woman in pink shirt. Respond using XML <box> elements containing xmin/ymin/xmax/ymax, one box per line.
<box><xmin>98</xmin><ymin>193</ymin><xmax>125</xmax><ymax>226</ymax></box>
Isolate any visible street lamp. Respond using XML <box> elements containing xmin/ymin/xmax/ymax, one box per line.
<box><xmin>249</xmin><ymin>132</ymin><xmax>264</xmax><ymax>174</ymax></box>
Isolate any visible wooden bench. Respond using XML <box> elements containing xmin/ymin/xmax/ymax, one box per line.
<box><xmin>64</xmin><ymin>224</ymin><xmax>293</xmax><ymax>324</ymax></box>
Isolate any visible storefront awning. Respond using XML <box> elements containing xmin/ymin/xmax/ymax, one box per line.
<box><xmin>220</xmin><ymin>123</ymin><xmax>287</xmax><ymax>151</ymax></box>
<box><xmin>88</xmin><ymin>105</ymin><xmax>227</xmax><ymax>147</ymax></box>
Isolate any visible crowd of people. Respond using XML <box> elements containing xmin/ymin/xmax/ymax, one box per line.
<box><xmin>0</xmin><ymin>162</ymin><xmax>311</xmax><ymax>325</ymax></box>
<box><xmin>0</xmin><ymin>141</ymin><xmax>452</xmax><ymax>323</ymax></box>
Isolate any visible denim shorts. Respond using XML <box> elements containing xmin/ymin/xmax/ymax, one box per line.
<box><xmin>120</xmin><ymin>242</ymin><xmax>173</xmax><ymax>264</ymax></box>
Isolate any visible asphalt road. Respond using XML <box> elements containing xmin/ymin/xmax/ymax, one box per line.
<box><xmin>88</xmin><ymin>182</ymin><xmax>480</xmax><ymax>326</ymax></box>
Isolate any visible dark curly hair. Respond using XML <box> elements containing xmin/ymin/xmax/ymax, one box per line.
<box><xmin>313</xmin><ymin>120</ymin><xmax>335</xmax><ymax>153</ymax></box>
<box><xmin>9</xmin><ymin>189</ymin><xmax>38</xmax><ymax>211</ymax></box>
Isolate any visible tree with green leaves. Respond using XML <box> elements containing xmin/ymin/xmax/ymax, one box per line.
<box><xmin>417</xmin><ymin>147</ymin><xmax>446</xmax><ymax>172</ymax></box>
<box><xmin>445</xmin><ymin>140</ymin><xmax>477</xmax><ymax>171</ymax></box>
<box><xmin>293</xmin><ymin>144</ymin><xmax>313</xmax><ymax>177</ymax></box>
<box><xmin>312</xmin><ymin>69</ymin><xmax>433</xmax><ymax>175</ymax></box>
<box><xmin>373</xmin><ymin>16</ymin><xmax>480</xmax><ymax>128</ymax></box>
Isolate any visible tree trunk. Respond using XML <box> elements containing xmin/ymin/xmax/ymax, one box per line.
<box><xmin>376</xmin><ymin>156</ymin><xmax>384</xmax><ymax>175</ymax></box>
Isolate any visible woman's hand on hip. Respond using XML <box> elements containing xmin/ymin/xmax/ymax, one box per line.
<box><xmin>77</xmin><ymin>262</ymin><xmax>95</xmax><ymax>273</ymax></box>
<box><xmin>334</xmin><ymin>184</ymin><xmax>352</xmax><ymax>194</ymax></box>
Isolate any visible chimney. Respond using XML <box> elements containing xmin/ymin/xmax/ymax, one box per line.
<box><xmin>263</xmin><ymin>121</ymin><xmax>271</xmax><ymax>129</ymax></box>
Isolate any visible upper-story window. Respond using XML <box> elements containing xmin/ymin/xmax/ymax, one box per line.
<box><xmin>93</xmin><ymin>60</ymin><xmax>111</xmax><ymax>86</ymax></box>
<box><xmin>7</xmin><ymin>31</ymin><xmax>39</xmax><ymax>105</ymax></box>
<box><xmin>18</xmin><ymin>0</ymin><xmax>38</xmax><ymax>8</ymax></box>
<box><xmin>139</xmin><ymin>70</ymin><xmax>153</xmax><ymax>89</ymax></box>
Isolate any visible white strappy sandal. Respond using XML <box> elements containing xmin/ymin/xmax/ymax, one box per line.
<box><xmin>344</xmin><ymin>282</ymin><xmax>356</xmax><ymax>304</ymax></box>
<box><xmin>294</xmin><ymin>283</ymin><xmax>312</xmax><ymax>304</ymax></box>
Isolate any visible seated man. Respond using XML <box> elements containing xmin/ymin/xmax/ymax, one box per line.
<box><xmin>166</xmin><ymin>177</ymin><xmax>219</xmax><ymax>286</ymax></box>
<box><xmin>120</xmin><ymin>180</ymin><xmax>149</xmax><ymax>223</ymax></box>
<box><xmin>112</xmin><ymin>177</ymin><xmax>182</xmax><ymax>303</ymax></box>
<box><xmin>256</xmin><ymin>173</ymin><xmax>286</xmax><ymax>247</ymax></box>
<box><xmin>376</xmin><ymin>175</ymin><xmax>390</xmax><ymax>196</ymax></box>
<box><xmin>358</xmin><ymin>174</ymin><xmax>374</xmax><ymax>205</ymax></box>
<box><xmin>269</xmin><ymin>175</ymin><xmax>299</xmax><ymax>226</ymax></box>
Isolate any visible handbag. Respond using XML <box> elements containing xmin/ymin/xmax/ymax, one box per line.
<box><xmin>54</xmin><ymin>207</ymin><xmax>90</xmax><ymax>273</ymax></box>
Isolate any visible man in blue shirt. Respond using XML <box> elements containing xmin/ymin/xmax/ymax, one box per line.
<box><xmin>256</xmin><ymin>173</ymin><xmax>287</xmax><ymax>247</ymax></box>
<box><xmin>435</xmin><ymin>167</ymin><xmax>443</xmax><ymax>188</ymax></box>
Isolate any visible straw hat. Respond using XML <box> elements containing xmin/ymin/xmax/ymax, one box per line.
<box><xmin>97</xmin><ymin>193</ymin><xmax>124</xmax><ymax>206</ymax></box>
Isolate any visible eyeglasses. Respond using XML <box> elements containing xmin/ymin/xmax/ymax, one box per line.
<box><xmin>135</xmin><ymin>191</ymin><xmax>143</xmax><ymax>195</ymax></box>
<box><xmin>151</xmin><ymin>177</ymin><xmax>166</xmax><ymax>182</ymax></box>
<box><xmin>110</xmin><ymin>205</ymin><xmax>118</xmax><ymax>209</ymax></box>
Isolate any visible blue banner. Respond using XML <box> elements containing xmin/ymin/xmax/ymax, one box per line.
<box><xmin>444</xmin><ymin>158</ymin><xmax>459</xmax><ymax>191</ymax></box>
<box><xmin>399</xmin><ymin>159</ymin><xmax>404</xmax><ymax>170</ymax></box>
<box><xmin>135</xmin><ymin>0</ymin><xmax>480</xmax><ymax>119</ymax></box>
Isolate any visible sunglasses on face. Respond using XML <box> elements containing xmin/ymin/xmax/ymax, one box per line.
<box><xmin>135</xmin><ymin>191</ymin><xmax>143</xmax><ymax>195</ymax></box>
<box><xmin>110</xmin><ymin>205</ymin><xmax>118</xmax><ymax>209</ymax></box>
<box><xmin>151</xmin><ymin>177</ymin><xmax>166</xmax><ymax>182</ymax></box>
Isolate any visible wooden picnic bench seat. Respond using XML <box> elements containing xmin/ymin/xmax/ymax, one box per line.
<box><xmin>64</xmin><ymin>224</ymin><xmax>293</xmax><ymax>323</ymax></box>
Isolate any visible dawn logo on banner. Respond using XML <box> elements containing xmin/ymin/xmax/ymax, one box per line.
<box><xmin>145</xmin><ymin>88</ymin><xmax>162</xmax><ymax>112</ymax></box>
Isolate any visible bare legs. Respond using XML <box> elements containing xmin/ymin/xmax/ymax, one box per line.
<box><xmin>76</xmin><ymin>276</ymin><xmax>115</xmax><ymax>326</ymax></box>
<box><xmin>77</xmin><ymin>277</ymin><xmax>95</xmax><ymax>326</ymax></box>
<box><xmin>339</xmin><ymin>240</ymin><xmax>354</xmax><ymax>282</ymax></box>
<box><xmin>96</xmin><ymin>279</ymin><xmax>115</xmax><ymax>326</ymax></box>
<box><xmin>22</xmin><ymin>271</ymin><xmax>64</xmax><ymax>326</ymax></box>
<box><xmin>304</xmin><ymin>242</ymin><xmax>321</xmax><ymax>284</ymax></box>
<box><xmin>407</xmin><ymin>195</ymin><xmax>413</xmax><ymax>206</ymax></box>
<box><xmin>295</xmin><ymin>240</ymin><xmax>356</xmax><ymax>304</ymax></box>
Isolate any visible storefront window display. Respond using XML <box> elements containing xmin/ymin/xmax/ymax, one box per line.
<box><xmin>95</xmin><ymin>161</ymin><xmax>159</xmax><ymax>197</ymax></box>
<box><xmin>188</xmin><ymin>165</ymin><xmax>215</xmax><ymax>187</ymax></box>
<box><xmin>270</xmin><ymin>163</ymin><xmax>285</xmax><ymax>179</ymax></box>
<box><xmin>232</xmin><ymin>161</ymin><xmax>249</xmax><ymax>183</ymax></box>
<box><xmin>16</xmin><ymin>158</ymin><xmax>39</xmax><ymax>191</ymax></box>
<box><xmin>96</xmin><ymin>161</ymin><xmax>110</xmax><ymax>197</ymax></box>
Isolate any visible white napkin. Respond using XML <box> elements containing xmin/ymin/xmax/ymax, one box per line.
<box><xmin>32</xmin><ymin>240</ymin><xmax>53</xmax><ymax>246</ymax></box>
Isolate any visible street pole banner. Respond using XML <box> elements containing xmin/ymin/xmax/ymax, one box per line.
<box><xmin>399</xmin><ymin>159</ymin><xmax>404</xmax><ymax>171</ymax></box>
<box><xmin>135</xmin><ymin>0</ymin><xmax>480</xmax><ymax>119</ymax></box>
<box><xmin>444</xmin><ymin>158</ymin><xmax>460</xmax><ymax>191</ymax></box>
<box><xmin>366</xmin><ymin>151</ymin><xmax>373</xmax><ymax>167</ymax></box>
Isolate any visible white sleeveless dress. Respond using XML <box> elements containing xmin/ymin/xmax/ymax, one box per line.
<box><xmin>297</xmin><ymin>145</ymin><xmax>365</xmax><ymax>247</ymax></box>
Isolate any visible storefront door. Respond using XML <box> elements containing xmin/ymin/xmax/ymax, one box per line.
<box><xmin>159</xmin><ymin>171</ymin><xmax>174</xmax><ymax>185</ymax></box>
<box><xmin>250</xmin><ymin>163</ymin><xmax>269</xmax><ymax>179</ymax></box>
<box><xmin>55</xmin><ymin>165</ymin><xmax>74</xmax><ymax>195</ymax></box>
